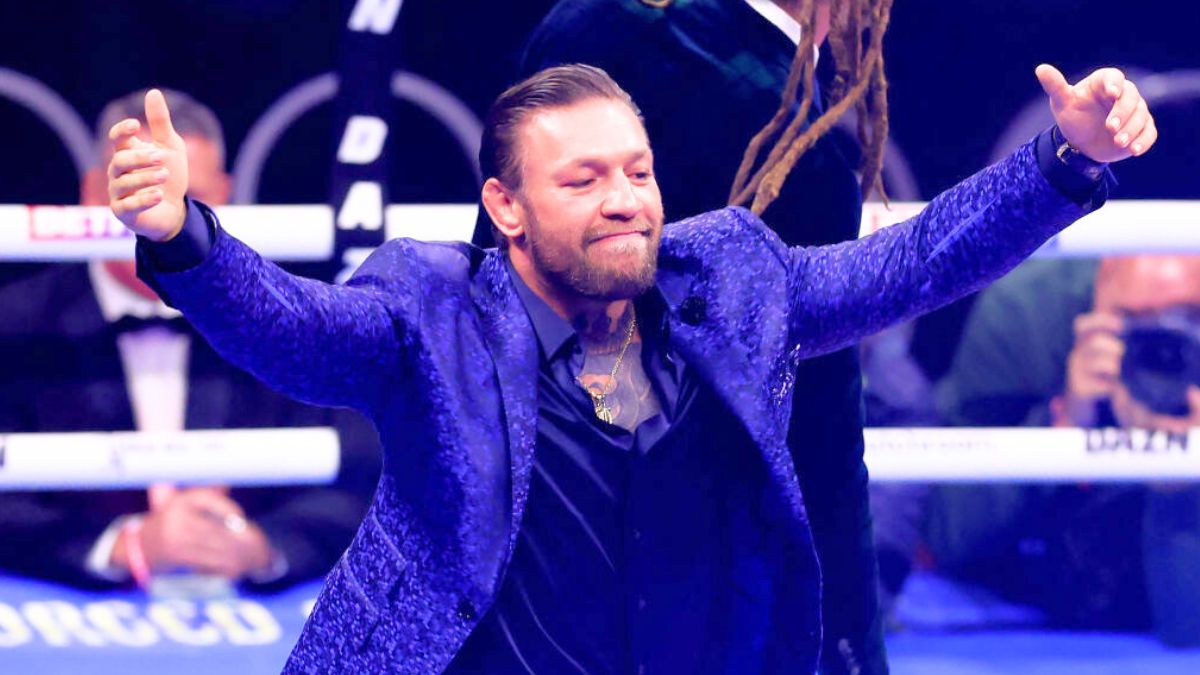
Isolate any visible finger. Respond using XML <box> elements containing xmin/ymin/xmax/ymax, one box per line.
<box><xmin>1114</xmin><ymin>99</ymin><xmax>1149</xmax><ymax>149</ymax></box>
<box><xmin>109</xmin><ymin>167</ymin><xmax>169</xmax><ymax>200</ymax></box>
<box><xmin>108</xmin><ymin>147</ymin><xmax>165</xmax><ymax>179</ymax></box>
<box><xmin>144</xmin><ymin>89</ymin><xmax>178</xmax><ymax>145</ymax></box>
<box><xmin>1071</xmin><ymin>363</ymin><xmax>1118</xmax><ymax>391</ymax></box>
<box><xmin>1087</xmin><ymin>67</ymin><xmax>1126</xmax><ymax>106</ymax></box>
<box><xmin>1081</xmin><ymin>358</ymin><xmax>1122</xmax><ymax>381</ymax></box>
<box><xmin>111</xmin><ymin>188</ymin><xmax>164</xmax><ymax>217</ymax></box>
<box><xmin>1071</xmin><ymin>375</ymin><xmax>1118</xmax><ymax>401</ymax></box>
<box><xmin>1035</xmin><ymin>64</ymin><xmax>1072</xmax><ymax>108</ymax></box>
<box><xmin>1146</xmin><ymin>412</ymin><xmax>1192</xmax><ymax>436</ymax></box>
<box><xmin>1079</xmin><ymin>332</ymin><xmax>1125</xmax><ymax>359</ymax></box>
<box><xmin>1129</xmin><ymin>114</ymin><xmax>1158</xmax><ymax>157</ymax></box>
<box><xmin>1119</xmin><ymin>395</ymin><xmax>1189</xmax><ymax>435</ymax></box>
<box><xmin>1186</xmin><ymin>387</ymin><xmax>1200</xmax><ymax>424</ymax></box>
<box><xmin>174</xmin><ymin>543</ymin><xmax>240</xmax><ymax>577</ymax></box>
<box><xmin>1073</xmin><ymin>312</ymin><xmax>1125</xmax><ymax>338</ymax></box>
<box><xmin>1108</xmin><ymin>80</ymin><xmax>1142</xmax><ymax>143</ymax></box>
<box><xmin>171</xmin><ymin>516</ymin><xmax>237</xmax><ymax>555</ymax></box>
<box><xmin>107</xmin><ymin>118</ymin><xmax>144</xmax><ymax>153</ymax></box>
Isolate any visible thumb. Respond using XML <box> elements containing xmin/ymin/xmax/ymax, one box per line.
<box><xmin>144</xmin><ymin>89</ymin><xmax>178</xmax><ymax>145</ymax></box>
<box><xmin>1035</xmin><ymin>64</ymin><xmax>1072</xmax><ymax>108</ymax></box>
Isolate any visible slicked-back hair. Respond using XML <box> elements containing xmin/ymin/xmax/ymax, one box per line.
<box><xmin>479</xmin><ymin>64</ymin><xmax>643</xmax><ymax>248</ymax></box>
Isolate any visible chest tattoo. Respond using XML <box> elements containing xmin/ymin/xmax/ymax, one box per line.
<box><xmin>576</xmin><ymin>344</ymin><xmax>662</xmax><ymax>432</ymax></box>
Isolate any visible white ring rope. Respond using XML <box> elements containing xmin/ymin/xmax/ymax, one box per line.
<box><xmin>0</xmin><ymin>200</ymin><xmax>1195</xmax><ymax>261</ymax></box>
<box><xmin>864</xmin><ymin>427</ymin><xmax>1198</xmax><ymax>483</ymax></box>
<box><xmin>3</xmin><ymin>203</ymin><xmax>1196</xmax><ymax>487</ymax></box>
<box><xmin>0</xmin><ymin>428</ymin><xmax>340</xmax><ymax>490</ymax></box>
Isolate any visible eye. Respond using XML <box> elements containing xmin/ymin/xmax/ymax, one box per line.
<box><xmin>566</xmin><ymin>178</ymin><xmax>595</xmax><ymax>189</ymax></box>
<box><xmin>629</xmin><ymin>169</ymin><xmax>653</xmax><ymax>183</ymax></box>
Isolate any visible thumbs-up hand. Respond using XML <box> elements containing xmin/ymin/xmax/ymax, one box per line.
<box><xmin>1036</xmin><ymin>64</ymin><xmax>1157</xmax><ymax>164</ymax></box>
<box><xmin>107</xmin><ymin>89</ymin><xmax>189</xmax><ymax>241</ymax></box>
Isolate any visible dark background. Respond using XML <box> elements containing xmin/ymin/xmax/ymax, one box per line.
<box><xmin>2</xmin><ymin>0</ymin><xmax>1197</xmax><ymax>374</ymax></box>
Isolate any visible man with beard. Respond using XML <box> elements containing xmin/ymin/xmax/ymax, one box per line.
<box><xmin>496</xmin><ymin>2</ymin><xmax>895</xmax><ymax>669</ymax></box>
<box><xmin>105</xmin><ymin>62</ymin><xmax>1152</xmax><ymax>672</ymax></box>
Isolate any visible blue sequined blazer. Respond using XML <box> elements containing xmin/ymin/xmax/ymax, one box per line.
<box><xmin>144</xmin><ymin>140</ymin><xmax>1091</xmax><ymax>673</ymax></box>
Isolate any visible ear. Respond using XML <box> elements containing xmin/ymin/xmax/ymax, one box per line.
<box><xmin>81</xmin><ymin>166</ymin><xmax>108</xmax><ymax>206</ymax></box>
<box><xmin>481</xmin><ymin>177</ymin><xmax>526</xmax><ymax>246</ymax></box>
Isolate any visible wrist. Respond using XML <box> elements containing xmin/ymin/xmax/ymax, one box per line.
<box><xmin>244</xmin><ymin>529</ymin><xmax>289</xmax><ymax>584</ymax></box>
<box><xmin>1051</xmin><ymin>125</ymin><xmax>1108</xmax><ymax>180</ymax></box>
<box><xmin>138</xmin><ymin>198</ymin><xmax>213</xmax><ymax>273</ymax></box>
<box><xmin>120</xmin><ymin>519</ymin><xmax>153</xmax><ymax>588</ymax></box>
<box><xmin>246</xmin><ymin>526</ymin><xmax>275</xmax><ymax>572</ymax></box>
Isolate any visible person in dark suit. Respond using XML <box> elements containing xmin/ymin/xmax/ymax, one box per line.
<box><xmin>493</xmin><ymin>2</ymin><xmax>887</xmax><ymax>670</ymax></box>
<box><xmin>0</xmin><ymin>89</ymin><xmax>381</xmax><ymax>590</ymax></box>
<box><xmin>110</xmin><ymin>60</ymin><xmax>1149</xmax><ymax>672</ymax></box>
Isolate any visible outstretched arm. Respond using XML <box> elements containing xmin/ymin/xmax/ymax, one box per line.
<box><xmin>108</xmin><ymin>91</ymin><xmax>410</xmax><ymax>413</ymax></box>
<box><xmin>787</xmin><ymin>66</ymin><xmax>1156</xmax><ymax>358</ymax></box>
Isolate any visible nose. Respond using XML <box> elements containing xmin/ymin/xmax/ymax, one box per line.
<box><xmin>600</xmin><ymin>175</ymin><xmax>641</xmax><ymax>221</ymax></box>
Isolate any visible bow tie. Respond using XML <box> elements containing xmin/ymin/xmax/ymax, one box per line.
<box><xmin>110</xmin><ymin>314</ymin><xmax>189</xmax><ymax>335</ymax></box>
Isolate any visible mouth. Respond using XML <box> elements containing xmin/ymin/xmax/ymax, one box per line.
<box><xmin>587</xmin><ymin>229</ymin><xmax>649</xmax><ymax>246</ymax></box>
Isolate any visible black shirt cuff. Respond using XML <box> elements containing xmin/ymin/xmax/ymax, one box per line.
<box><xmin>1035</xmin><ymin>126</ymin><xmax>1111</xmax><ymax>209</ymax></box>
<box><xmin>137</xmin><ymin>198</ymin><xmax>214</xmax><ymax>273</ymax></box>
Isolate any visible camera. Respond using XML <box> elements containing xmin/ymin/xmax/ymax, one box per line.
<box><xmin>1120</xmin><ymin>307</ymin><xmax>1200</xmax><ymax>416</ymax></box>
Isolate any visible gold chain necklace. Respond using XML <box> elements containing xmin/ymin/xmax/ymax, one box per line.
<box><xmin>576</xmin><ymin>312</ymin><xmax>638</xmax><ymax>424</ymax></box>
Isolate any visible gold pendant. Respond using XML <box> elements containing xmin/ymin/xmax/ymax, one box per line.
<box><xmin>592</xmin><ymin>394</ymin><xmax>614</xmax><ymax>424</ymax></box>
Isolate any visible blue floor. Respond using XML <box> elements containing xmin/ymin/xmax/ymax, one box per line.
<box><xmin>887</xmin><ymin>572</ymin><xmax>1200</xmax><ymax>673</ymax></box>
<box><xmin>889</xmin><ymin>631</ymin><xmax>1200</xmax><ymax>674</ymax></box>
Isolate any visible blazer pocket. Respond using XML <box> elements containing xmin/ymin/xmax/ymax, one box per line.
<box><xmin>334</xmin><ymin>557</ymin><xmax>384</xmax><ymax>651</ymax></box>
<box><xmin>344</xmin><ymin>509</ymin><xmax>411</xmax><ymax>613</ymax></box>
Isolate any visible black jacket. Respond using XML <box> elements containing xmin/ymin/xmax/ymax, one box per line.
<box><xmin>0</xmin><ymin>264</ymin><xmax>382</xmax><ymax>590</ymax></box>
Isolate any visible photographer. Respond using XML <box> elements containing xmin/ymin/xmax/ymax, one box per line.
<box><xmin>1055</xmin><ymin>257</ymin><xmax>1200</xmax><ymax>432</ymax></box>
<box><xmin>933</xmin><ymin>255</ymin><xmax>1200</xmax><ymax>646</ymax></box>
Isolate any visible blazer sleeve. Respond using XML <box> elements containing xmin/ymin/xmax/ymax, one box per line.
<box><xmin>783</xmin><ymin>137</ymin><xmax>1099</xmax><ymax>359</ymax></box>
<box><xmin>138</xmin><ymin>206</ymin><xmax>420</xmax><ymax>414</ymax></box>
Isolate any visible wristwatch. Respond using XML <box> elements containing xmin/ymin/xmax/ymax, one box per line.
<box><xmin>1052</xmin><ymin>126</ymin><xmax>1107</xmax><ymax>181</ymax></box>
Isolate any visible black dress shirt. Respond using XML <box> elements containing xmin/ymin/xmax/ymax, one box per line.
<box><xmin>447</xmin><ymin>260</ymin><xmax>754</xmax><ymax>674</ymax></box>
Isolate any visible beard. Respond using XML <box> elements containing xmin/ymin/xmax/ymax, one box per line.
<box><xmin>526</xmin><ymin>213</ymin><xmax>662</xmax><ymax>301</ymax></box>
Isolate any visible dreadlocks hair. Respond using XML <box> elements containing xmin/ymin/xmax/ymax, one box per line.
<box><xmin>724</xmin><ymin>0</ymin><xmax>896</xmax><ymax>215</ymax></box>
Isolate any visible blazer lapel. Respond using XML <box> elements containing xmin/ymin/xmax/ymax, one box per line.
<box><xmin>657</xmin><ymin>275</ymin><xmax>768</xmax><ymax>445</ymax></box>
<box><xmin>184</xmin><ymin>335</ymin><xmax>234</xmax><ymax>429</ymax></box>
<box><xmin>470</xmin><ymin>252</ymin><xmax>540</xmax><ymax>558</ymax></box>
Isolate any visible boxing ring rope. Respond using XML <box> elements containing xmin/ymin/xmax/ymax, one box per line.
<box><xmin>3</xmin><ymin>200</ymin><xmax>1197</xmax><ymax>261</ymax></box>
<box><xmin>2</xmin><ymin>200</ymin><xmax>1198</xmax><ymax>487</ymax></box>
<box><xmin>864</xmin><ymin>427</ymin><xmax>1196</xmax><ymax>483</ymax></box>
<box><xmin>0</xmin><ymin>429</ymin><xmax>340</xmax><ymax>490</ymax></box>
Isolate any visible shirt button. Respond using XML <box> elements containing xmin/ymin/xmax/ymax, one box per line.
<box><xmin>638</xmin><ymin>665</ymin><xmax>646</xmax><ymax>675</ymax></box>
<box><xmin>633</xmin><ymin>529</ymin><xmax>642</xmax><ymax>541</ymax></box>
<box><xmin>638</xmin><ymin>596</ymin><xmax>647</xmax><ymax>611</ymax></box>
